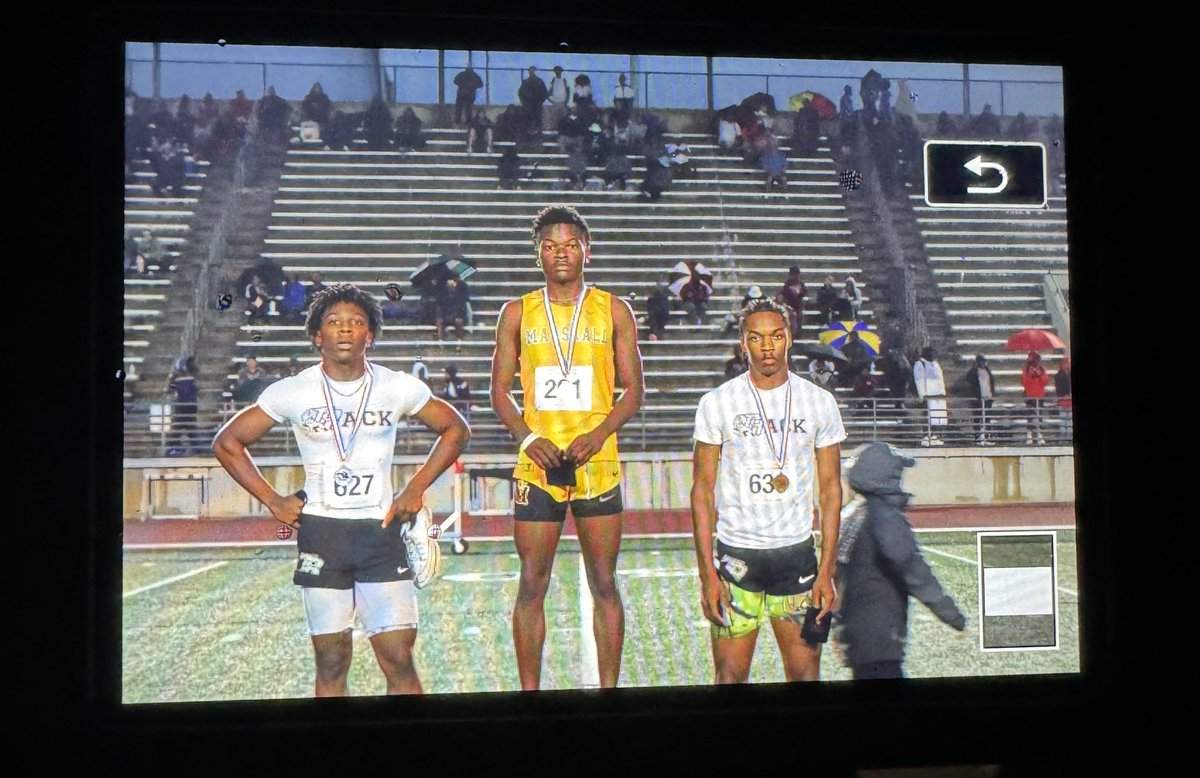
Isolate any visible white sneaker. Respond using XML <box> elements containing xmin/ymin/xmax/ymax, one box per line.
<box><xmin>401</xmin><ymin>506</ymin><xmax>443</xmax><ymax>589</ymax></box>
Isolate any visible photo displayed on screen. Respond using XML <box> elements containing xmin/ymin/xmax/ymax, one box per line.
<box><xmin>121</xmin><ymin>40</ymin><xmax>1076</xmax><ymax>703</ymax></box>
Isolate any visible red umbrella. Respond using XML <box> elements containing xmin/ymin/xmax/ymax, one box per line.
<box><xmin>1004</xmin><ymin>328</ymin><xmax>1066</xmax><ymax>351</ymax></box>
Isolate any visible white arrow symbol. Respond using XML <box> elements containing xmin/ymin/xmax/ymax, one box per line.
<box><xmin>964</xmin><ymin>155</ymin><xmax>1009</xmax><ymax>194</ymax></box>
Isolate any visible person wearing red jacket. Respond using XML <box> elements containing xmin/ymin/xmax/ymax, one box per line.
<box><xmin>1021</xmin><ymin>351</ymin><xmax>1051</xmax><ymax>445</ymax></box>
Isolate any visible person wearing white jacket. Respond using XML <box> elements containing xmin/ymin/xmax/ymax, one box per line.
<box><xmin>912</xmin><ymin>347</ymin><xmax>946</xmax><ymax>446</ymax></box>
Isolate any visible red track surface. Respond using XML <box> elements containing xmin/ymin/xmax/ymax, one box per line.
<box><xmin>123</xmin><ymin>503</ymin><xmax>1074</xmax><ymax>545</ymax></box>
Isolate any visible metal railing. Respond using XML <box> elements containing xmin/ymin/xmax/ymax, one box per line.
<box><xmin>126</xmin><ymin>56</ymin><xmax>1062</xmax><ymax>116</ymax></box>
<box><xmin>122</xmin><ymin>395</ymin><xmax>1072</xmax><ymax>458</ymax></box>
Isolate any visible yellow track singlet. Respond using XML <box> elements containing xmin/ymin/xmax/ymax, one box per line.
<box><xmin>512</xmin><ymin>286</ymin><xmax>621</xmax><ymax>500</ymax></box>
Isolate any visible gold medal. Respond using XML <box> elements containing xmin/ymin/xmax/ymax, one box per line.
<box><xmin>772</xmin><ymin>473</ymin><xmax>790</xmax><ymax>492</ymax></box>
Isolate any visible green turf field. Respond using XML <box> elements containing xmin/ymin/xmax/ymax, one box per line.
<box><xmin>122</xmin><ymin>532</ymin><xmax>1080</xmax><ymax>703</ymax></box>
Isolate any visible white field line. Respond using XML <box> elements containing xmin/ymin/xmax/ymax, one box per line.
<box><xmin>123</xmin><ymin>561</ymin><xmax>227</xmax><ymax>598</ymax></box>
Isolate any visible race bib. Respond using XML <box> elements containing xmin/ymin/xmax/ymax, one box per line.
<box><xmin>731</xmin><ymin>462</ymin><xmax>793</xmax><ymax>504</ymax></box>
<box><xmin>322</xmin><ymin>463</ymin><xmax>386</xmax><ymax>510</ymax></box>
<box><xmin>533</xmin><ymin>366</ymin><xmax>594</xmax><ymax>412</ymax></box>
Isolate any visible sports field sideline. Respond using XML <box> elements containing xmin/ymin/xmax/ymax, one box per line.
<box><xmin>122</xmin><ymin>531</ymin><xmax>1079</xmax><ymax>703</ymax></box>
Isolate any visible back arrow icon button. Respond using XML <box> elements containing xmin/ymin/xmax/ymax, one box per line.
<box><xmin>964</xmin><ymin>155</ymin><xmax>1009</xmax><ymax>194</ymax></box>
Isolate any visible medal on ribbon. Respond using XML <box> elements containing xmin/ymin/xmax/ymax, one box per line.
<box><xmin>319</xmin><ymin>363</ymin><xmax>375</xmax><ymax>467</ymax></box>
<box><xmin>542</xmin><ymin>283</ymin><xmax>590</xmax><ymax>378</ymax></box>
<box><xmin>746</xmin><ymin>372</ymin><xmax>792</xmax><ymax>493</ymax></box>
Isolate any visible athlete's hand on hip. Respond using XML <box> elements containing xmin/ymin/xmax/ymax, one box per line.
<box><xmin>267</xmin><ymin>493</ymin><xmax>304</xmax><ymax>529</ymax></box>
<box><xmin>811</xmin><ymin>570</ymin><xmax>837</xmax><ymax>620</ymax></box>
<box><xmin>524</xmin><ymin>437</ymin><xmax>564</xmax><ymax>471</ymax></box>
<box><xmin>700</xmin><ymin>571</ymin><xmax>733</xmax><ymax>628</ymax></box>
<box><xmin>565</xmin><ymin>429</ymin><xmax>605</xmax><ymax>466</ymax></box>
<box><xmin>383</xmin><ymin>485</ymin><xmax>423</xmax><ymax>528</ymax></box>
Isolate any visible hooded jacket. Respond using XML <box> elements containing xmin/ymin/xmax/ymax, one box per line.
<box><xmin>836</xmin><ymin>442</ymin><xmax>965</xmax><ymax>667</ymax></box>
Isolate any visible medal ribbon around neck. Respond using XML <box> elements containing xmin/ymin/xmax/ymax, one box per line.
<box><xmin>745</xmin><ymin>372</ymin><xmax>792</xmax><ymax>475</ymax></box>
<box><xmin>319</xmin><ymin>362</ymin><xmax>375</xmax><ymax>463</ymax></box>
<box><xmin>542</xmin><ymin>282</ymin><xmax>589</xmax><ymax>378</ymax></box>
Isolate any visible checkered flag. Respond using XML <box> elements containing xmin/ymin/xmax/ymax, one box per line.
<box><xmin>838</xmin><ymin>170</ymin><xmax>863</xmax><ymax>190</ymax></box>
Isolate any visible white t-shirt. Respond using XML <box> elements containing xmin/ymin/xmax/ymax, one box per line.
<box><xmin>694</xmin><ymin>372</ymin><xmax>846</xmax><ymax>550</ymax></box>
<box><xmin>257</xmin><ymin>363</ymin><xmax>432</xmax><ymax>519</ymax></box>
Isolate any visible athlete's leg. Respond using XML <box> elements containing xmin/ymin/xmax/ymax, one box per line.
<box><xmin>770</xmin><ymin>616</ymin><xmax>822</xmax><ymax>681</ymax></box>
<box><xmin>576</xmin><ymin>512</ymin><xmax>625</xmax><ymax>687</ymax></box>
<box><xmin>368</xmin><ymin>628</ymin><xmax>422</xmax><ymax>694</ymax></box>
<box><xmin>711</xmin><ymin>629</ymin><xmax>760</xmax><ymax>684</ymax></box>
<box><xmin>513</xmin><ymin>519</ymin><xmax>564</xmax><ymax>690</ymax></box>
<box><xmin>311</xmin><ymin>630</ymin><xmax>354</xmax><ymax>696</ymax></box>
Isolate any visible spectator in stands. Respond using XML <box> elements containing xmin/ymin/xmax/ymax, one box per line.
<box><xmin>165</xmin><ymin>356</ymin><xmax>199</xmax><ymax>456</ymax></box>
<box><xmin>723</xmin><ymin>344</ymin><xmax>747</xmax><ymax>380</ymax></box>
<box><xmin>199</xmin><ymin>92</ymin><xmax>219</xmax><ymax>122</ymax></box>
<box><xmin>436</xmin><ymin>276</ymin><xmax>470</xmax><ymax>344</ymax></box>
<box><xmin>877</xmin><ymin>83</ymin><xmax>892</xmax><ymax>122</ymax></box>
<box><xmin>564</xmin><ymin>149</ymin><xmax>589</xmax><ymax>191</ymax></box>
<box><xmin>324</xmin><ymin>110</ymin><xmax>355</xmax><ymax>151</ymax></box>
<box><xmin>879</xmin><ymin>348</ymin><xmax>911</xmax><ymax>407</ymax></box>
<box><xmin>1007</xmin><ymin>111</ymin><xmax>1031</xmax><ymax>140</ymax></box>
<box><xmin>468</xmin><ymin>111</ymin><xmax>495</xmax><ymax>156</ymax></box>
<box><xmin>1055</xmin><ymin>356</ymin><xmax>1072</xmax><ymax>439</ymax></box>
<box><xmin>280</xmin><ymin>357</ymin><xmax>303</xmax><ymax>379</ymax></box>
<box><xmin>842</xmin><ymin>276</ymin><xmax>863</xmax><ymax>321</ymax></box>
<box><xmin>852</xmin><ymin>363</ymin><xmax>879</xmax><ymax>405</ymax></box>
<box><xmin>720</xmin><ymin>285</ymin><xmax>765</xmax><ymax>335</ymax></box>
<box><xmin>639</xmin><ymin>153</ymin><xmax>672</xmax><ymax>201</ymax></box>
<box><xmin>935</xmin><ymin>111</ymin><xmax>957</xmax><ymax>137</ymax></box>
<box><xmin>557</xmin><ymin>104</ymin><xmax>589</xmax><ymax>154</ymax></box>
<box><xmin>762</xmin><ymin>147</ymin><xmax>788</xmax><ymax>192</ymax></box>
<box><xmin>680</xmin><ymin>275</ymin><xmax>711</xmax><ymax>325</ymax></box>
<box><xmin>301</xmin><ymin>82</ymin><xmax>333</xmax><ymax>130</ymax></box>
<box><xmin>640</xmin><ymin>111</ymin><xmax>668</xmax><ymax>154</ymax></box>
<box><xmin>816</xmin><ymin>276</ymin><xmax>839</xmax><ymax>325</ymax></box>
<box><xmin>613</xmin><ymin>74</ymin><xmax>635</xmax><ymax>121</ymax></box>
<box><xmin>860</xmin><ymin>69</ymin><xmax>884</xmax><ymax>117</ymax></box>
<box><xmin>913</xmin><ymin>347</ymin><xmax>947</xmax><ymax>446</ymax></box>
<box><xmin>839</xmin><ymin>86</ymin><xmax>854</xmax><ymax>120</ymax></box>
<box><xmin>841</xmin><ymin>331</ymin><xmax>872</xmax><ymax>387</ymax></box>
<box><xmin>245</xmin><ymin>274</ymin><xmax>272</xmax><ymax>321</ymax></box>
<box><xmin>894</xmin><ymin>114</ymin><xmax>924</xmax><ymax>186</ymax></box>
<box><xmin>440</xmin><ymin>365</ymin><xmax>472</xmax><ymax>423</ymax></box>
<box><xmin>149</xmin><ymin>137</ymin><xmax>187</xmax><ymax>197</ymax></box>
<box><xmin>498</xmin><ymin>147</ymin><xmax>523</xmax><ymax>189</ymax></box>
<box><xmin>715</xmin><ymin>105</ymin><xmax>741</xmax><ymax>153</ymax></box>
<box><xmin>572</xmin><ymin>74</ymin><xmax>596</xmax><ymax>125</ymax></box>
<box><xmin>493</xmin><ymin>104</ymin><xmax>524</xmax><ymax>144</ymax></box>
<box><xmin>778</xmin><ymin>267</ymin><xmax>807</xmax><ymax>338</ymax></box>
<box><xmin>601</xmin><ymin>149</ymin><xmax>632</xmax><ymax>191</ymax></box>
<box><xmin>363</xmin><ymin>95</ymin><xmax>393</xmax><ymax>150</ymax></box>
<box><xmin>792</xmin><ymin>98</ymin><xmax>821</xmax><ymax>157</ymax></box>
<box><xmin>808</xmin><ymin>357</ymin><xmax>836</xmax><ymax>392</ymax></box>
<box><xmin>1021</xmin><ymin>350</ymin><xmax>1051</xmax><ymax>445</ymax></box>
<box><xmin>967</xmin><ymin>104</ymin><xmax>1001</xmax><ymax>139</ymax></box>
<box><xmin>964</xmin><ymin>354</ymin><xmax>996</xmax><ymax>445</ymax></box>
<box><xmin>546</xmin><ymin>66</ymin><xmax>571</xmax><ymax>129</ymax></box>
<box><xmin>279</xmin><ymin>274</ymin><xmax>306</xmax><ymax>320</ymax></box>
<box><xmin>588</xmin><ymin>120</ymin><xmax>610</xmax><ymax>167</ymax></box>
<box><xmin>174</xmin><ymin>95</ymin><xmax>197</xmax><ymax>145</ymax></box>
<box><xmin>233</xmin><ymin>356</ymin><xmax>272</xmax><ymax>409</ymax></box>
<box><xmin>256</xmin><ymin>86</ymin><xmax>292</xmax><ymax>141</ymax></box>
<box><xmin>124</xmin><ymin>230</ymin><xmax>144</xmax><ymax>275</ymax></box>
<box><xmin>452</xmin><ymin>65</ymin><xmax>485</xmax><ymax>126</ymax></box>
<box><xmin>518</xmin><ymin>66</ymin><xmax>549</xmax><ymax>136</ymax></box>
<box><xmin>646</xmin><ymin>279</ymin><xmax>672</xmax><ymax>341</ymax></box>
<box><xmin>394</xmin><ymin>107</ymin><xmax>426</xmax><ymax>151</ymax></box>
<box><xmin>229</xmin><ymin>89</ymin><xmax>253</xmax><ymax>120</ymax></box>
<box><xmin>304</xmin><ymin>272</ymin><xmax>326</xmax><ymax>312</ymax></box>
<box><xmin>136</xmin><ymin>229</ymin><xmax>168</xmax><ymax>271</ymax></box>
<box><xmin>411</xmin><ymin>356</ymin><xmax>431</xmax><ymax>386</ymax></box>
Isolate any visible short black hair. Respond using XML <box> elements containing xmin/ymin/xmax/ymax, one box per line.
<box><xmin>305</xmin><ymin>283</ymin><xmax>383</xmax><ymax>341</ymax></box>
<box><xmin>739</xmin><ymin>298</ymin><xmax>791</xmax><ymax>336</ymax></box>
<box><xmin>531</xmin><ymin>204</ymin><xmax>590</xmax><ymax>244</ymax></box>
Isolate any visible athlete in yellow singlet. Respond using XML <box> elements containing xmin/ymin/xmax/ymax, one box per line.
<box><xmin>490</xmin><ymin>205</ymin><xmax>644</xmax><ymax>690</ymax></box>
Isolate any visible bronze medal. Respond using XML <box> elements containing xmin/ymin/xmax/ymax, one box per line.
<box><xmin>772</xmin><ymin>473</ymin><xmax>790</xmax><ymax>492</ymax></box>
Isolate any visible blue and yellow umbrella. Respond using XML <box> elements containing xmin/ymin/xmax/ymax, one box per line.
<box><xmin>818</xmin><ymin>320</ymin><xmax>881</xmax><ymax>356</ymax></box>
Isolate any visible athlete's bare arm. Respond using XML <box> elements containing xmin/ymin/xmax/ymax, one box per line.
<box><xmin>565</xmin><ymin>296</ymin><xmax>645</xmax><ymax>465</ymax></box>
<box><xmin>812</xmin><ymin>443</ymin><xmax>843</xmax><ymax>618</ymax></box>
<box><xmin>690</xmin><ymin>441</ymin><xmax>731</xmax><ymax>626</ymax></box>
<box><xmin>213</xmin><ymin>406</ymin><xmax>304</xmax><ymax>527</ymax></box>
<box><xmin>490</xmin><ymin>299</ymin><xmax>563</xmax><ymax>471</ymax></box>
<box><xmin>382</xmin><ymin>396</ymin><xmax>470</xmax><ymax>528</ymax></box>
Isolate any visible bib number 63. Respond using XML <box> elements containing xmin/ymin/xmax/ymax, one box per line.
<box><xmin>748</xmin><ymin>472</ymin><xmax>778</xmax><ymax>494</ymax></box>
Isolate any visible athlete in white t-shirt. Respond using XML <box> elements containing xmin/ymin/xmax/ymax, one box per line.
<box><xmin>691</xmin><ymin>298</ymin><xmax>846</xmax><ymax>683</ymax></box>
<box><xmin>213</xmin><ymin>284</ymin><xmax>469</xmax><ymax>696</ymax></box>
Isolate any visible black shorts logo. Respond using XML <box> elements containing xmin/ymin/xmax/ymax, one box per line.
<box><xmin>514</xmin><ymin>480</ymin><xmax>530</xmax><ymax>506</ymax></box>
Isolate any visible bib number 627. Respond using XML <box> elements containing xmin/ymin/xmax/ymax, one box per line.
<box><xmin>334</xmin><ymin>474</ymin><xmax>373</xmax><ymax>497</ymax></box>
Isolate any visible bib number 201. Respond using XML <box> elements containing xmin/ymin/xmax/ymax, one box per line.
<box><xmin>543</xmin><ymin>378</ymin><xmax>582</xmax><ymax>400</ymax></box>
<box><xmin>334</xmin><ymin>474</ymin><xmax>373</xmax><ymax>497</ymax></box>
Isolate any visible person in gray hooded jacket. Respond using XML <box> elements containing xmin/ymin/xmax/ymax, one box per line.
<box><xmin>834</xmin><ymin>442</ymin><xmax>966</xmax><ymax>679</ymax></box>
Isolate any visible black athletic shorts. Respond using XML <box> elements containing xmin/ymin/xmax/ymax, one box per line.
<box><xmin>293</xmin><ymin>514</ymin><xmax>413</xmax><ymax>588</ymax></box>
<box><xmin>714</xmin><ymin>537</ymin><xmax>818</xmax><ymax>596</ymax></box>
<box><xmin>512</xmin><ymin>481</ymin><xmax>624</xmax><ymax>522</ymax></box>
